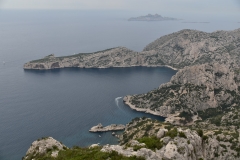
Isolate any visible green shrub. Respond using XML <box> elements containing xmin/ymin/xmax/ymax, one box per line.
<box><xmin>179</xmin><ymin>132</ymin><xmax>187</xmax><ymax>138</ymax></box>
<box><xmin>24</xmin><ymin>146</ymin><xmax>145</xmax><ymax>160</ymax></box>
<box><xmin>165</xmin><ymin>128</ymin><xmax>178</xmax><ymax>139</ymax></box>
<box><xmin>133</xmin><ymin>145</ymin><xmax>143</xmax><ymax>151</ymax></box>
<box><xmin>202</xmin><ymin>135</ymin><xmax>208</xmax><ymax>141</ymax></box>
<box><xmin>179</xmin><ymin>111</ymin><xmax>193</xmax><ymax>123</ymax></box>
<box><xmin>138</xmin><ymin>136</ymin><xmax>163</xmax><ymax>150</ymax></box>
<box><xmin>145</xmin><ymin>124</ymin><xmax>154</xmax><ymax>132</ymax></box>
<box><xmin>164</xmin><ymin>124</ymin><xmax>174</xmax><ymax>130</ymax></box>
<box><xmin>197</xmin><ymin>129</ymin><xmax>203</xmax><ymax>137</ymax></box>
<box><xmin>214</xmin><ymin>130</ymin><xmax>222</xmax><ymax>135</ymax></box>
<box><xmin>209</xmin><ymin>115</ymin><xmax>222</xmax><ymax>126</ymax></box>
<box><xmin>52</xmin><ymin>145</ymin><xmax>58</xmax><ymax>150</ymax></box>
<box><xmin>46</xmin><ymin>148</ymin><xmax>52</xmax><ymax>153</ymax></box>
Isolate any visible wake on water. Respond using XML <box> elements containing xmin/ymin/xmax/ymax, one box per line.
<box><xmin>115</xmin><ymin>97</ymin><xmax>127</xmax><ymax>114</ymax></box>
<box><xmin>115</xmin><ymin>97</ymin><xmax>122</xmax><ymax>107</ymax></box>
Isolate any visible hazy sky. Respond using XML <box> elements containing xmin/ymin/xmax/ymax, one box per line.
<box><xmin>0</xmin><ymin>0</ymin><xmax>239</xmax><ymax>14</ymax></box>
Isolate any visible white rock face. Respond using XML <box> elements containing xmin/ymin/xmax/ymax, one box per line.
<box><xmin>89</xmin><ymin>143</ymin><xmax>99</xmax><ymax>148</ymax></box>
<box><xmin>128</xmin><ymin>140</ymin><xmax>145</xmax><ymax>147</ymax></box>
<box><xmin>168</xmin><ymin>63</ymin><xmax>237</xmax><ymax>91</ymax></box>
<box><xmin>23</xmin><ymin>137</ymin><xmax>67</xmax><ymax>160</ymax></box>
<box><xmin>164</xmin><ymin>141</ymin><xmax>178</xmax><ymax>159</ymax></box>
<box><xmin>156</xmin><ymin>128</ymin><xmax>168</xmax><ymax>139</ymax></box>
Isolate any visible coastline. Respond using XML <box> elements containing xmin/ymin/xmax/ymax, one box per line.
<box><xmin>24</xmin><ymin>64</ymin><xmax>179</xmax><ymax>71</ymax></box>
<box><xmin>123</xmin><ymin>95</ymin><xmax>165</xmax><ymax>117</ymax></box>
<box><xmin>123</xmin><ymin>95</ymin><xmax>196</xmax><ymax>125</ymax></box>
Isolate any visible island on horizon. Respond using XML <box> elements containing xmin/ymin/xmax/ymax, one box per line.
<box><xmin>128</xmin><ymin>14</ymin><xmax>179</xmax><ymax>21</ymax></box>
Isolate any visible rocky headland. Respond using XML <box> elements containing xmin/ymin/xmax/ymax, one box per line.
<box><xmin>24</xmin><ymin>28</ymin><xmax>240</xmax><ymax>70</ymax></box>
<box><xmin>125</xmin><ymin>63</ymin><xmax>240</xmax><ymax>125</ymax></box>
<box><xmin>23</xmin><ymin>28</ymin><xmax>240</xmax><ymax>159</ymax></box>
<box><xmin>89</xmin><ymin>123</ymin><xmax>125</xmax><ymax>132</ymax></box>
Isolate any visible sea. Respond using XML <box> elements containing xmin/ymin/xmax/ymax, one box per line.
<box><xmin>0</xmin><ymin>10</ymin><xmax>239</xmax><ymax>159</ymax></box>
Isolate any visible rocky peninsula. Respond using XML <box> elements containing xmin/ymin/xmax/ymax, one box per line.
<box><xmin>89</xmin><ymin>123</ymin><xmax>125</xmax><ymax>132</ymax></box>
<box><xmin>24</xmin><ymin>28</ymin><xmax>240</xmax><ymax>70</ymax></box>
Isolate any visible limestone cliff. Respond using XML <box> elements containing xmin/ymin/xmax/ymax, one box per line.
<box><xmin>143</xmin><ymin>28</ymin><xmax>240</xmax><ymax>69</ymax></box>
<box><xmin>107</xmin><ymin>118</ymin><xmax>240</xmax><ymax>160</ymax></box>
<box><xmin>24</xmin><ymin>28</ymin><xmax>240</xmax><ymax>70</ymax></box>
<box><xmin>125</xmin><ymin>63</ymin><xmax>240</xmax><ymax>124</ymax></box>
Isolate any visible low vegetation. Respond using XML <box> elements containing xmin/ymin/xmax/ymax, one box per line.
<box><xmin>23</xmin><ymin>146</ymin><xmax>144</xmax><ymax>160</ymax></box>
<box><xmin>138</xmin><ymin>136</ymin><xmax>163</xmax><ymax>150</ymax></box>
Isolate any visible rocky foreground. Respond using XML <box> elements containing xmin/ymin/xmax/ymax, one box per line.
<box><xmin>23</xmin><ymin>137</ymin><xmax>68</xmax><ymax>160</ymax></box>
<box><xmin>23</xmin><ymin>118</ymin><xmax>240</xmax><ymax>160</ymax></box>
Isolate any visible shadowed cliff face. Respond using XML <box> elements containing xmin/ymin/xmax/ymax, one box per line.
<box><xmin>24</xmin><ymin>28</ymin><xmax>240</xmax><ymax>70</ymax></box>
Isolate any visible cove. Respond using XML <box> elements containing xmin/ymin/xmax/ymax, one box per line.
<box><xmin>0</xmin><ymin>66</ymin><xmax>176</xmax><ymax>159</ymax></box>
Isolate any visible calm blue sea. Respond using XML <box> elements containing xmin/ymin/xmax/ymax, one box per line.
<box><xmin>0</xmin><ymin>10</ymin><xmax>239</xmax><ymax>159</ymax></box>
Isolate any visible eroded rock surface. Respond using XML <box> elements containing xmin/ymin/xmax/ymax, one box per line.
<box><xmin>125</xmin><ymin>63</ymin><xmax>240</xmax><ymax>125</ymax></box>
<box><xmin>23</xmin><ymin>137</ymin><xmax>67</xmax><ymax>160</ymax></box>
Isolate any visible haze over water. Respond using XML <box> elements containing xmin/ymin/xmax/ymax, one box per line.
<box><xmin>0</xmin><ymin>10</ymin><xmax>239</xmax><ymax>159</ymax></box>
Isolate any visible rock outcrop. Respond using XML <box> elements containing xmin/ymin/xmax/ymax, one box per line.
<box><xmin>89</xmin><ymin>123</ymin><xmax>125</xmax><ymax>132</ymax></box>
<box><xmin>23</xmin><ymin>137</ymin><xmax>67</xmax><ymax>160</ymax></box>
<box><xmin>114</xmin><ymin>118</ymin><xmax>240</xmax><ymax>160</ymax></box>
<box><xmin>24</xmin><ymin>28</ymin><xmax>240</xmax><ymax>70</ymax></box>
<box><xmin>23</xmin><ymin>117</ymin><xmax>240</xmax><ymax>160</ymax></box>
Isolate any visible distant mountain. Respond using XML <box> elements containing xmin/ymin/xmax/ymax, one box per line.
<box><xmin>128</xmin><ymin>14</ymin><xmax>178</xmax><ymax>21</ymax></box>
